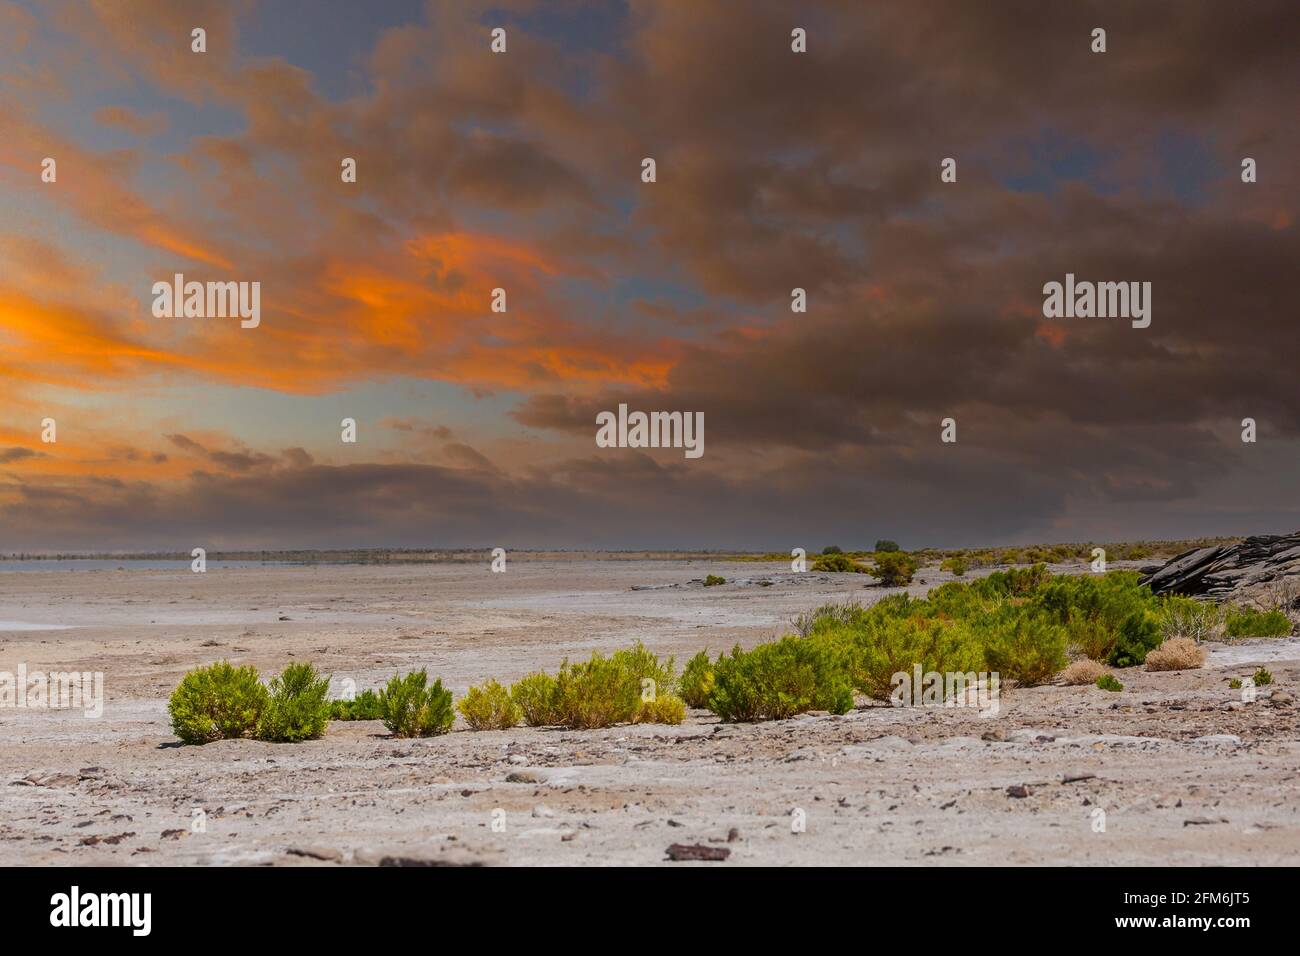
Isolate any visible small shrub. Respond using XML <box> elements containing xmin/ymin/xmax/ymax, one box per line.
<box><xmin>168</xmin><ymin>661</ymin><xmax>268</xmax><ymax>745</ymax></box>
<box><xmin>836</xmin><ymin>616</ymin><xmax>983</xmax><ymax>701</ymax></box>
<box><xmin>703</xmin><ymin>574</ymin><xmax>726</xmax><ymax>587</ymax></box>
<box><xmin>330</xmin><ymin>688</ymin><xmax>383</xmax><ymax>721</ymax></box>
<box><xmin>1224</xmin><ymin>607</ymin><xmax>1292</xmax><ymax>637</ymax></box>
<box><xmin>874</xmin><ymin>539</ymin><xmax>901</xmax><ymax>553</ymax></box>
<box><xmin>679</xmin><ymin>651</ymin><xmax>715</xmax><ymax>708</ymax></box>
<box><xmin>940</xmin><ymin>556</ymin><xmax>968</xmax><ymax>576</ymax></box>
<box><xmin>1159</xmin><ymin>596</ymin><xmax>1224</xmax><ymax>643</ymax></box>
<box><xmin>379</xmin><ymin>669</ymin><xmax>455</xmax><ymax>738</ymax></box>
<box><xmin>636</xmin><ymin>693</ymin><xmax>686</xmax><ymax>724</ymax></box>
<box><xmin>822</xmin><ymin>545</ymin><xmax>843</xmax><ymax>555</ymax></box>
<box><xmin>1107</xmin><ymin>611</ymin><xmax>1162</xmax><ymax>668</ymax></box>
<box><xmin>1144</xmin><ymin>637</ymin><xmax>1206</xmax><ymax>672</ymax></box>
<box><xmin>457</xmin><ymin>679</ymin><xmax>522</xmax><ymax>730</ymax></box>
<box><xmin>1095</xmin><ymin>674</ymin><xmax>1124</xmax><ymax>692</ymax></box>
<box><xmin>868</xmin><ymin>551</ymin><xmax>918</xmax><ymax>586</ymax></box>
<box><xmin>256</xmin><ymin>662</ymin><xmax>331</xmax><ymax>742</ymax></box>
<box><xmin>980</xmin><ymin>613</ymin><xmax>1067</xmax><ymax>686</ymax></box>
<box><xmin>552</xmin><ymin>654</ymin><xmax>641</xmax><ymax>729</ymax></box>
<box><xmin>1059</xmin><ymin>658</ymin><xmax>1108</xmax><ymax>686</ymax></box>
<box><xmin>1252</xmin><ymin>666</ymin><xmax>1273</xmax><ymax>686</ymax></box>
<box><xmin>792</xmin><ymin>600</ymin><xmax>869</xmax><ymax>637</ymax></box>
<box><xmin>812</xmin><ymin>552</ymin><xmax>865</xmax><ymax>573</ymax></box>
<box><xmin>706</xmin><ymin>637</ymin><xmax>854</xmax><ymax>722</ymax></box>
<box><xmin>510</xmin><ymin>672</ymin><xmax>560</xmax><ymax>726</ymax></box>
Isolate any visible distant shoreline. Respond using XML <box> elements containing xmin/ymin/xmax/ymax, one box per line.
<box><xmin>0</xmin><ymin>536</ymin><xmax>1244</xmax><ymax>567</ymax></box>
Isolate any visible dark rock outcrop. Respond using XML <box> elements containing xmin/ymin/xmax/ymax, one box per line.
<box><xmin>1139</xmin><ymin>532</ymin><xmax>1300</xmax><ymax>599</ymax></box>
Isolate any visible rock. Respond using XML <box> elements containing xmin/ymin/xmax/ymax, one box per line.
<box><xmin>1006</xmin><ymin>785</ymin><xmax>1032</xmax><ymax>798</ymax></box>
<box><xmin>1140</xmin><ymin>532</ymin><xmax>1300</xmax><ymax>600</ymax></box>
<box><xmin>287</xmin><ymin>845</ymin><xmax>343</xmax><ymax>862</ymax></box>
<box><xmin>160</xmin><ymin>829</ymin><xmax>187</xmax><ymax>840</ymax></box>
<box><xmin>1193</xmin><ymin>734</ymin><xmax>1242</xmax><ymax>747</ymax></box>
<box><xmin>726</xmin><ymin>827</ymin><xmax>741</xmax><ymax>843</ymax></box>
<box><xmin>18</xmin><ymin>772</ymin><xmax>79</xmax><ymax>788</ymax></box>
<box><xmin>665</xmin><ymin>843</ymin><xmax>730</xmax><ymax>862</ymax></box>
<box><xmin>531</xmin><ymin>805</ymin><xmax>555</xmax><ymax>818</ymax></box>
<box><xmin>1062</xmin><ymin>773</ymin><xmax>1097</xmax><ymax>784</ymax></box>
<box><xmin>1183</xmin><ymin>816</ymin><xmax>1229</xmax><ymax>826</ymax></box>
<box><xmin>79</xmin><ymin>832</ymin><xmax>134</xmax><ymax>846</ymax></box>
<box><xmin>505</xmin><ymin>770</ymin><xmax>544</xmax><ymax>784</ymax></box>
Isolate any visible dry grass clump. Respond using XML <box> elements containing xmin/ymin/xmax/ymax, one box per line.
<box><xmin>1144</xmin><ymin>637</ymin><xmax>1206</xmax><ymax>672</ymax></box>
<box><xmin>1059</xmin><ymin>658</ymin><xmax>1108</xmax><ymax>685</ymax></box>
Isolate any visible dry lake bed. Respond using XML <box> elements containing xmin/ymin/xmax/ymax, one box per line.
<box><xmin>1</xmin><ymin>559</ymin><xmax>1296</xmax><ymax>866</ymax></box>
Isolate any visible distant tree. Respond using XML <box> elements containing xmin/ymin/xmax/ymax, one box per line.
<box><xmin>822</xmin><ymin>545</ymin><xmax>842</xmax><ymax>555</ymax></box>
<box><xmin>874</xmin><ymin>539</ymin><xmax>900</xmax><ymax>553</ymax></box>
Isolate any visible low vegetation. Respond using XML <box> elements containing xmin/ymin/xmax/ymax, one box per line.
<box><xmin>509</xmin><ymin>672</ymin><xmax>560</xmax><ymax>727</ymax></box>
<box><xmin>1096</xmin><ymin>674</ymin><xmax>1124</xmax><ymax>692</ymax></box>
<box><xmin>329</xmin><ymin>688</ymin><xmax>383</xmax><ymax>721</ymax></box>
<box><xmin>678</xmin><ymin>650</ymin><xmax>715</xmax><ymax>708</ymax></box>
<box><xmin>1059</xmin><ymin>658</ymin><xmax>1108</xmax><ymax>686</ymax></box>
<box><xmin>703</xmin><ymin>574</ymin><xmax>726</xmax><ymax>587</ymax></box>
<box><xmin>1144</xmin><ymin>637</ymin><xmax>1206</xmax><ymax>672</ymax></box>
<box><xmin>256</xmin><ymin>662</ymin><xmax>332</xmax><ymax>742</ymax></box>
<box><xmin>379</xmin><ymin>669</ymin><xmax>455</xmax><ymax>738</ymax></box>
<box><xmin>1224</xmin><ymin>607</ymin><xmax>1292</xmax><ymax>637</ymax></box>
<box><xmin>457</xmin><ymin>679</ymin><xmax>522</xmax><ymax>730</ymax></box>
<box><xmin>867</xmin><ymin>551</ymin><xmax>919</xmax><ymax>586</ymax></box>
<box><xmin>1253</xmin><ymin>666</ymin><xmax>1273</xmax><ymax>686</ymax></box>
<box><xmin>706</xmin><ymin>637</ymin><xmax>854</xmax><ymax>721</ymax></box>
<box><xmin>168</xmin><ymin>661</ymin><xmax>268</xmax><ymax>745</ymax></box>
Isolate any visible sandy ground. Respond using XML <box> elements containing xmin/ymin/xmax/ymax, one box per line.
<box><xmin>1</xmin><ymin>559</ymin><xmax>1296</xmax><ymax>866</ymax></box>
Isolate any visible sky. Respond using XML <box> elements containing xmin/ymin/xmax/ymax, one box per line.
<box><xmin>0</xmin><ymin>0</ymin><xmax>1296</xmax><ymax>552</ymax></box>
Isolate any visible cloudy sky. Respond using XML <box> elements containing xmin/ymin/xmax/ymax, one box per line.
<box><xmin>0</xmin><ymin>0</ymin><xmax>1295</xmax><ymax>552</ymax></box>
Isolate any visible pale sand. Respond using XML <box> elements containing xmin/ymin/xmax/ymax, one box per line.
<box><xmin>1</xmin><ymin>559</ymin><xmax>1296</xmax><ymax>866</ymax></box>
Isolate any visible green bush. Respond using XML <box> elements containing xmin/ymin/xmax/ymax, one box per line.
<box><xmin>1159</xmin><ymin>596</ymin><xmax>1224</xmax><ymax>642</ymax></box>
<box><xmin>379</xmin><ymin>669</ymin><xmax>455</xmax><ymax>738</ymax></box>
<box><xmin>1107</xmin><ymin>611</ymin><xmax>1162</xmax><ymax>668</ymax></box>
<box><xmin>329</xmin><ymin>688</ymin><xmax>384</xmax><ymax>721</ymax></box>
<box><xmin>874</xmin><ymin>539</ymin><xmax>900</xmax><ymax>553</ymax></box>
<box><xmin>822</xmin><ymin>545</ymin><xmax>843</xmax><ymax>555</ymax></box>
<box><xmin>812</xmin><ymin>552</ymin><xmax>865</xmax><ymax>573</ymax></box>
<box><xmin>636</xmin><ymin>693</ymin><xmax>686</xmax><ymax>724</ymax></box>
<box><xmin>1224</xmin><ymin>607</ymin><xmax>1292</xmax><ymax>637</ymax></box>
<box><xmin>256</xmin><ymin>662</ymin><xmax>331</xmax><ymax>742</ymax></box>
<box><xmin>1253</xmin><ymin>667</ymin><xmax>1273</xmax><ymax>686</ymax></box>
<box><xmin>510</xmin><ymin>672</ymin><xmax>560</xmax><ymax>726</ymax></box>
<box><xmin>703</xmin><ymin>574</ymin><xmax>726</xmax><ymax>587</ymax></box>
<box><xmin>1096</xmin><ymin>674</ymin><xmax>1124</xmax><ymax>692</ymax></box>
<box><xmin>832</xmin><ymin>616</ymin><xmax>984</xmax><ymax>701</ymax></box>
<box><xmin>168</xmin><ymin>661</ymin><xmax>268</xmax><ymax>745</ymax></box>
<box><xmin>612</xmin><ymin>641</ymin><xmax>676</xmax><ymax>701</ymax></box>
<box><xmin>979</xmin><ymin>612</ymin><xmax>1068</xmax><ymax>686</ymax></box>
<box><xmin>706</xmin><ymin>637</ymin><xmax>854</xmax><ymax>722</ymax></box>
<box><xmin>679</xmin><ymin>650</ymin><xmax>715</xmax><ymax>708</ymax></box>
<box><xmin>457</xmin><ymin>679</ymin><xmax>521</xmax><ymax>730</ymax></box>
<box><xmin>940</xmin><ymin>556</ymin><xmax>968</xmax><ymax>576</ymax></box>
<box><xmin>553</xmin><ymin>653</ymin><xmax>642</xmax><ymax>729</ymax></box>
<box><xmin>868</xmin><ymin>551</ymin><xmax>918</xmax><ymax>586</ymax></box>
<box><xmin>1229</xmin><ymin>677</ymin><xmax>1242</xmax><ymax>690</ymax></box>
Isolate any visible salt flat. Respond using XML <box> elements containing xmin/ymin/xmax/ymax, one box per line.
<box><xmin>0</xmin><ymin>559</ymin><xmax>1295</xmax><ymax>866</ymax></box>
